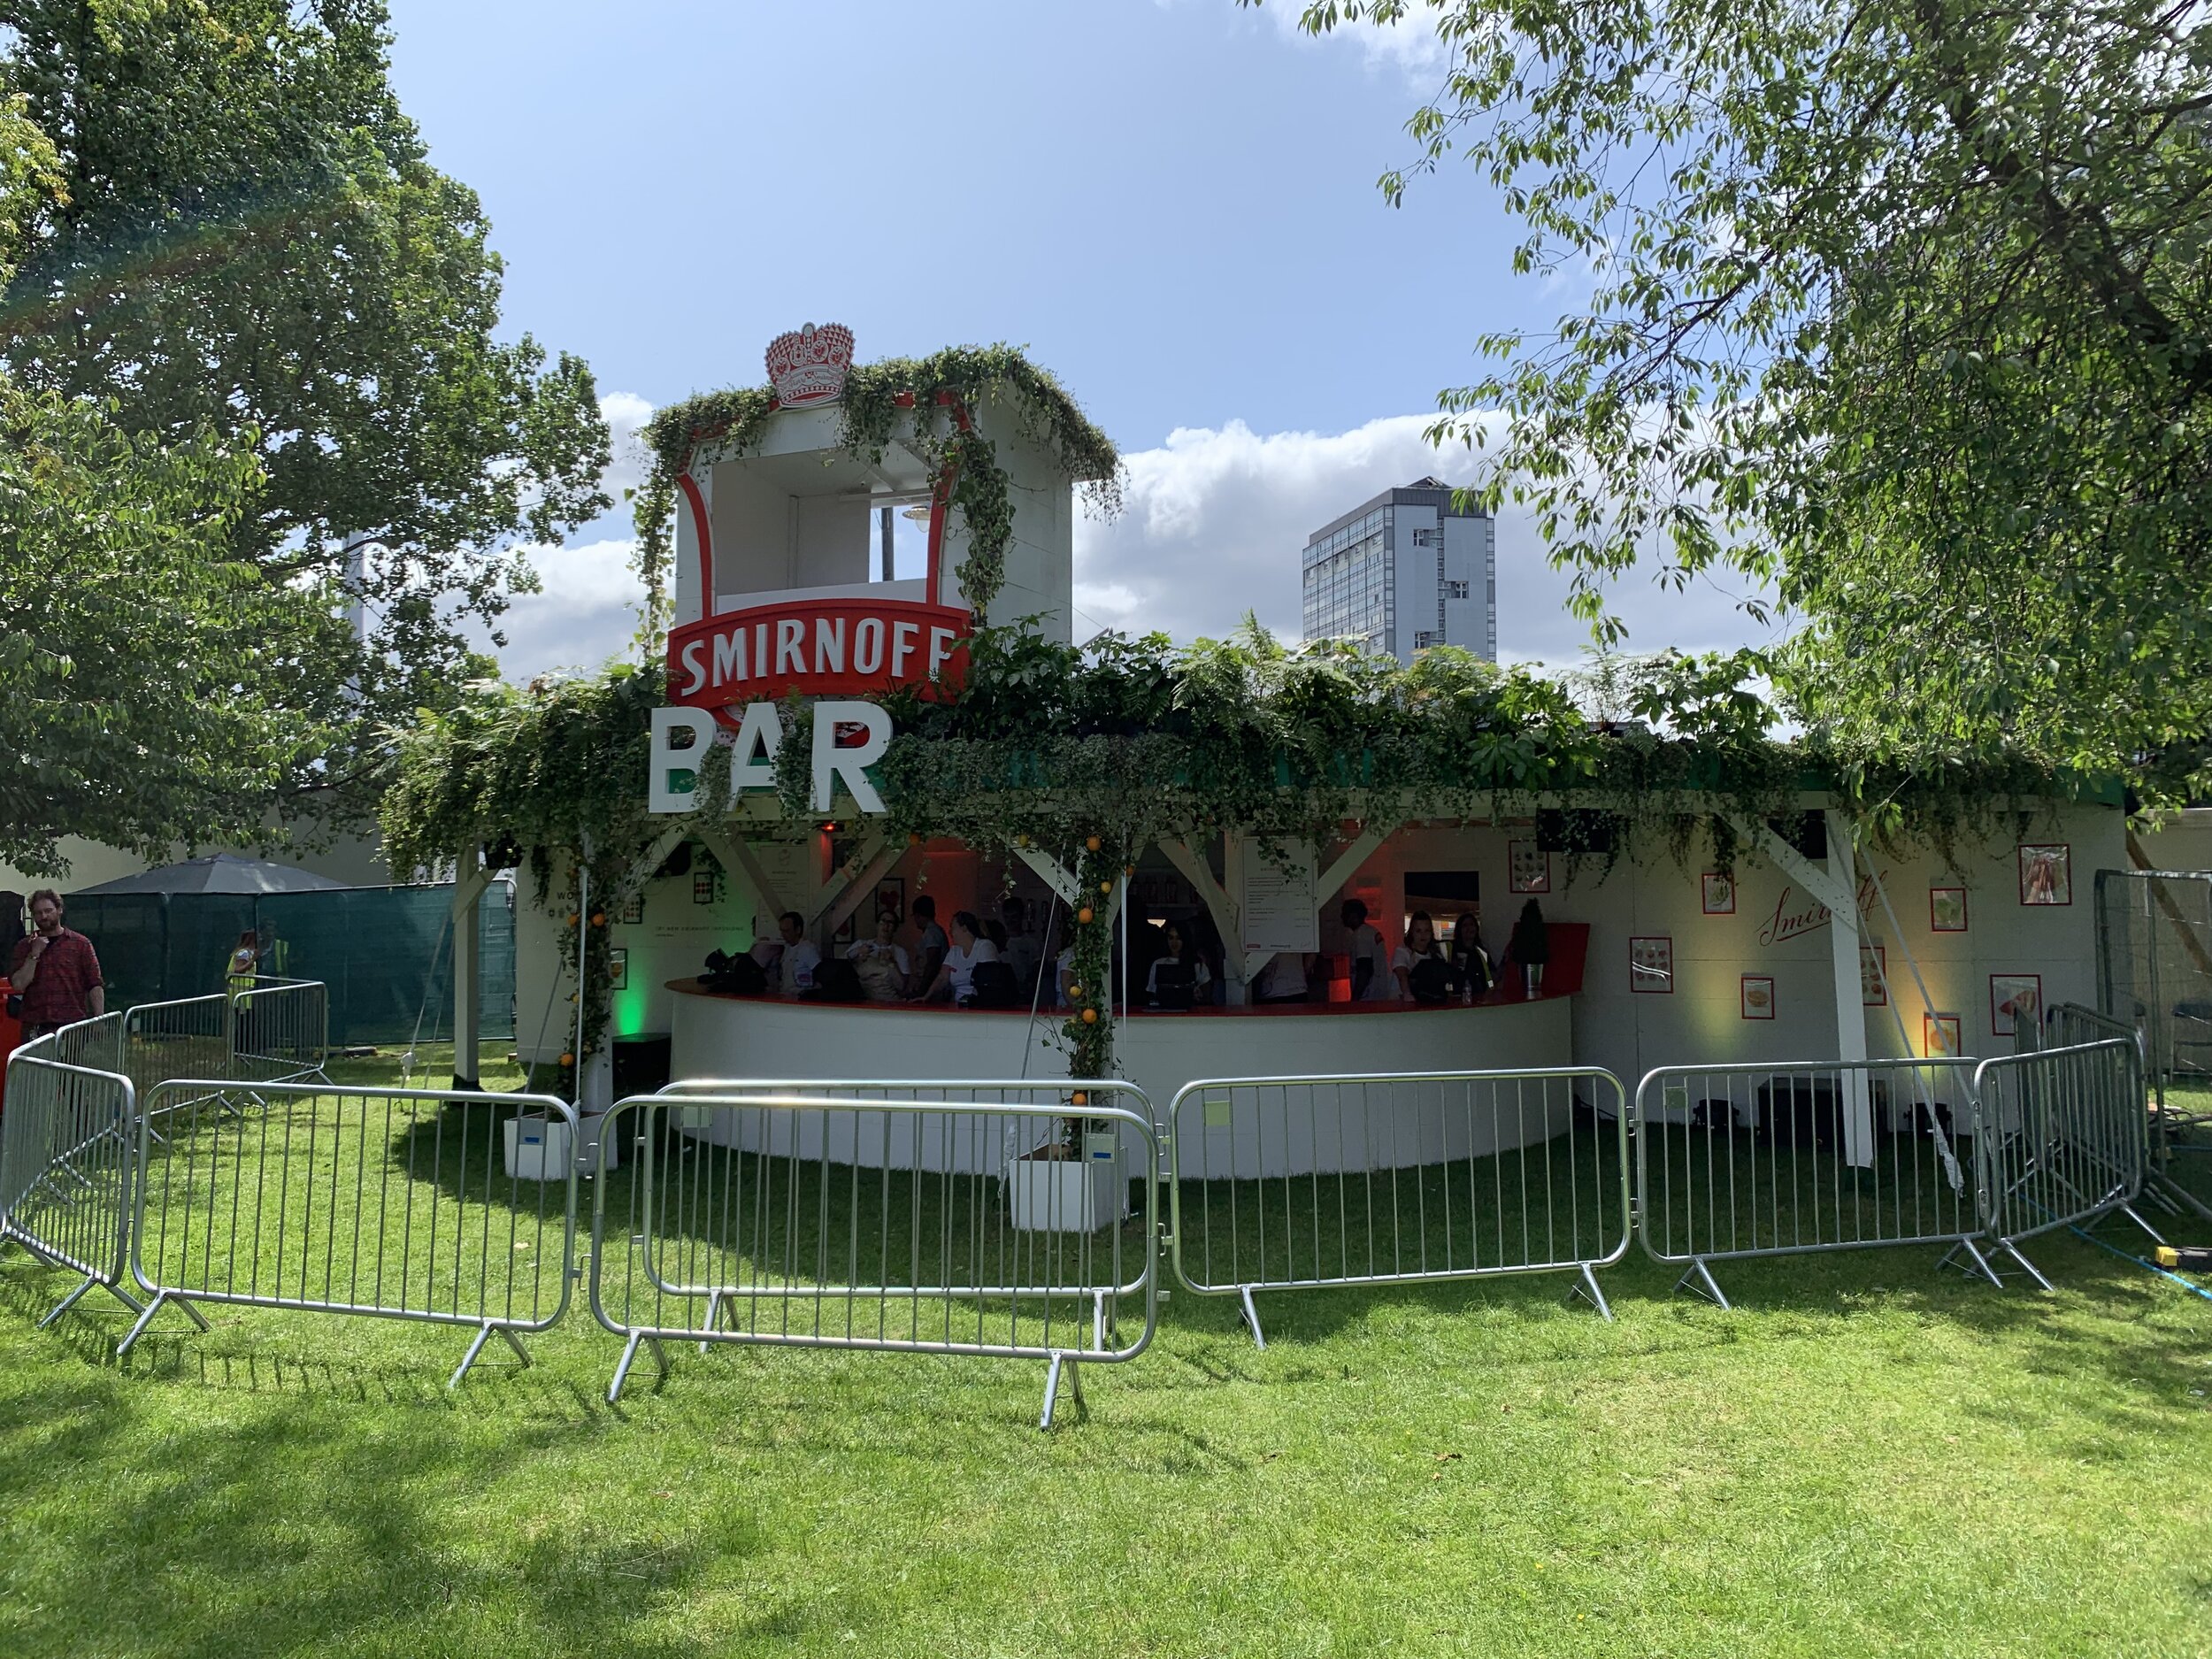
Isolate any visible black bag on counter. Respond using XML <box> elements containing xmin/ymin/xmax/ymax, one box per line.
<box><xmin>964</xmin><ymin>960</ymin><xmax>1023</xmax><ymax>1009</ymax></box>
<box><xmin>801</xmin><ymin>958</ymin><xmax>866</xmax><ymax>1003</ymax></box>
<box><xmin>701</xmin><ymin>949</ymin><xmax>767</xmax><ymax>995</ymax></box>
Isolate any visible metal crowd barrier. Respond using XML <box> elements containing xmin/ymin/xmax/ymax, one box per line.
<box><xmin>591</xmin><ymin>1088</ymin><xmax>1160</xmax><ymax>1426</ymax></box>
<box><xmin>0</xmin><ymin>1021</ymin><xmax>145</xmax><ymax>1328</ymax></box>
<box><xmin>1962</xmin><ymin>1039</ymin><xmax>2144</xmax><ymax>1288</ymax></box>
<box><xmin>1165</xmin><ymin>1069</ymin><xmax>1632</xmax><ymax>1342</ymax></box>
<box><xmin>1634</xmin><ymin>1058</ymin><xmax>1980</xmax><ymax>1307</ymax></box>
<box><xmin>120</xmin><ymin>1080</ymin><xmax>578</xmax><ymax>1387</ymax></box>
<box><xmin>227</xmin><ymin>976</ymin><xmax>331</xmax><ymax>1087</ymax></box>
<box><xmin>123</xmin><ymin>994</ymin><xmax>233</xmax><ymax>1109</ymax></box>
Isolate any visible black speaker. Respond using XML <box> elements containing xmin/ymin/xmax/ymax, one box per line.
<box><xmin>611</xmin><ymin>1033</ymin><xmax>672</xmax><ymax>1097</ymax></box>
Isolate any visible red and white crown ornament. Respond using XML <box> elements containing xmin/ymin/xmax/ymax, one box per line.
<box><xmin>764</xmin><ymin>322</ymin><xmax>856</xmax><ymax>409</ymax></box>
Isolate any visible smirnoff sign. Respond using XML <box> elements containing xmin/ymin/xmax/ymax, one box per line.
<box><xmin>666</xmin><ymin>598</ymin><xmax>970</xmax><ymax>708</ymax></box>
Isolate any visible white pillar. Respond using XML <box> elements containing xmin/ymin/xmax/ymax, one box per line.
<box><xmin>1825</xmin><ymin>810</ymin><xmax>1873</xmax><ymax>1166</ymax></box>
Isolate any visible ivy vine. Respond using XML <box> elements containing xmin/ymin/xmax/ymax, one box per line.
<box><xmin>630</xmin><ymin>345</ymin><xmax>1121</xmax><ymax>636</ymax></box>
<box><xmin>380</xmin><ymin>626</ymin><xmax>2098</xmax><ymax>1085</ymax></box>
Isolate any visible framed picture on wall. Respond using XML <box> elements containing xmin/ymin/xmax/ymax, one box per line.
<box><xmin>1924</xmin><ymin>1011</ymin><xmax>1964</xmax><ymax>1058</ymax></box>
<box><xmin>608</xmin><ymin>948</ymin><xmax>629</xmax><ymax>992</ymax></box>
<box><xmin>1701</xmin><ymin>872</ymin><xmax>1736</xmax><ymax>915</ymax></box>
<box><xmin>1740</xmin><ymin>975</ymin><xmax>1775</xmax><ymax>1019</ymax></box>
<box><xmin>1930</xmin><ymin>886</ymin><xmax>1969</xmax><ymax>933</ymax></box>
<box><xmin>2018</xmin><ymin>843</ymin><xmax>2071</xmax><ymax>906</ymax></box>
<box><xmin>1990</xmin><ymin>973</ymin><xmax>2042</xmax><ymax>1038</ymax></box>
<box><xmin>873</xmin><ymin>877</ymin><xmax>905</xmax><ymax>928</ymax></box>
<box><xmin>1630</xmin><ymin>935</ymin><xmax>1673</xmax><ymax>994</ymax></box>
<box><xmin>1861</xmin><ymin>944</ymin><xmax>1887</xmax><ymax>1007</ymax></box>
<box><xmin>833</xmin><ymin>908</ymin><xmax>857</xmax><ymax>948</ymax></box>
<box><xmin>1509</xmin><ymin>841</ymin><xmax>1550</xmax><ymax>894</ymax></box>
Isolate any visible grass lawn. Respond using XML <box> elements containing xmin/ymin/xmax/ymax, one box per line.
<box><xmin>1</xmin><ymin>1075</ymin><xmax>2208</xmax><ymax>1656</ymax></box>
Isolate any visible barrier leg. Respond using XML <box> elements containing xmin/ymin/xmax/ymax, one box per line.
<box><xmin>1673</xmin><ymin>1258</ymin><xmax>1731</xmax><ymax>1310</ymax></box>
<box><xmin>2148</xmin><ymin>1171</ymin><xmax>2212</xmax><ymax>1224</ymax></box>
<box><xmin>447</xmin><ymin>1319</ymin><xmax>531</xmax><ymax>1390</ymax></box>
<box><xmin>1939</xmin><ymin>1237</ymin><xmax>2006</xmax><ymax>1289</ymax></box>
<box><xmin>608</xmin><ymin>1331</ymin><xmax>670</xmax><ymax>1404</ymax></box>
<box><xmin>1566</xmin><ymin>1262</ymin><xmax>1614</xmax><ymax>1321</ymax></box>
<box><xmin>37</xmin><ymin>1276</ymin><xmax>96</xmax><ymax>1328</ymax></box>
<box><xmin>1</xmin><ymin>1227</ymin><xmax>62</xmax><ymax>1269</ymax></box>
<box><xmin>113</xmin><ymin>1288</ymin><xmax>204</xmax><ymax>1356</ymax></box>
<box><xmin>1041</xmin><ymin>1352</ymin><xmax>1086</xmax><ymax>1431</ymax></box>
<box><xmin>1997</xmin><ymin>1239</ymin><xmax>2054</xmax><ymax>1291</ymax></box>
<box><xmin>1238</xmin><ymin>1284</ymin><xmax>1267</xmax><ymax>1349</ymax></box>
<box><xmin>698</xmin><ymin>1288</ymin><xmax>733</xmax><ymax>1356</ymax></box>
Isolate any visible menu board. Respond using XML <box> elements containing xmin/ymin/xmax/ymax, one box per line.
<box><xmin>1240</xmin><ymin>838</ymin><xmax>1318</xmax><ymax>955</ymax></box>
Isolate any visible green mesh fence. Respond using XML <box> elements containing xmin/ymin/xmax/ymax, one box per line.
<box><xmin>56</xmin><ymin>884</ymin><xmax>516</xmax><ymax>1048</ymax></box>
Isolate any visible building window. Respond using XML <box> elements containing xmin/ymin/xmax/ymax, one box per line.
<box><xmin>1413</xmin><ymin>629</ymin><xmax>1440</xmax><ymax>649</ymax></box>
<box><xmin>1411</xmin><ymin>528</ymin><xmax>1437</xmax><ymax>548</ymax></box>
<box><xmin>1445</xmin><ymin>580</ymin><xmax>1469</xmax><ymax>600</ymax></box>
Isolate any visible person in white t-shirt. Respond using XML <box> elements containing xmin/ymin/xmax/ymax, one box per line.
<box><xmin>1340</xmin><ymin>898</ymin><xmax>1394</xmax><ymax>1002</ymax></box>
<box><xmin>775</xmin><ymin>910</ymin><xmax>821</xmax><ymax>995</ymax></box>
<box><xmin>1390</xmin><ymin>911</ymin><xmax>1445</xmax><ymax>1002</ymax></box>
<box><xmin>846</xmin><ymin>911</ymin><xmax>910</xmax><ymax>1002</ymax></box>
<box><xmin>1252</xmin><ymin>951</ymin><xmax>1311</xmax><ymax>1004</ymax></box>
<box><xmin>912</xmin><ymin>910</ymin><xmax>1001</xmax><ymax>1003</ymax></box>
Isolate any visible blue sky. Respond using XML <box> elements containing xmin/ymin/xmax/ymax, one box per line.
<box><xmin>385</xmin><ymin>0</ymin><xmax>1780</xmax><ymax>674</ymax></box>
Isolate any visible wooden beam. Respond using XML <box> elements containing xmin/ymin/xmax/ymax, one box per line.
<box><xmin>1013</xmin><ymin>845</ymin><xmax>1081</xmax><ymax>908</ymax></box>
<box><xmin>695</xmin><ymin>825</ymin><xmax>785</xmax><ymax>918</ymax></box>
<box><xmin>816</xmin><ymin>836</ymin><xmax>905</xmax><ymax>940</ymax></box>
<box><xmin>1315</xmin><ymin>822</ymin><xmax>1398</xmax><ymax>913</ymax></box>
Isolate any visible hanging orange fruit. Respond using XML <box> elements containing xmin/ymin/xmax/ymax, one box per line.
<box><xmin>1080</xmin><ymin>1007</ymin><xmax>1099</xmax><ymax>1025</ymax></box>
<box><xmin>558</xmin><ymin>1051</ymin><xmax>575</xmax><ymax>1067</ymax></box>
<box><xmin>1085</xmin><ymin>834</ymin><xmax>1102</xmax><ymax>852</ymax></box>
<box><xmin>1066</xmin><ymin>983</ymin><xmax>1083</xmax><ymax>1000</ymax></box>
<box><xmin>1077</xmin><ymin>907</ymin><xmax>1094</xmax><ymax>925</ymax></box>
<box><xmin>1071</xmin><ymin>1090</ymin><xmax>1089</xmax><ymax>1107</ymax></box>
<box><xmin>589</xmin><ymin>911</ymin><xmax>606</xmax><ymax>926</ymax></box>
<box><xmin>1099</xmin><ymin>880</ymin><xmax>1112</xmax><ymax>895</ymax></box>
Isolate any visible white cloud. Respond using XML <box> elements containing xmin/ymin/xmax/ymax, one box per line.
<box><xmin>1255</xmin><ymin>0</ymin><xmax>1451</xmax><ymax>82</ymax></box>
<box><xmin>486</xmin><ymin>396</ymin><xmax>1784</xmax><ymax>684</ymax></box>
<box><xmin>490</xmin><ymin>537</ymin><xmax>648</xmax><ymax>680</ymax></box>
<box><xmin>1074</xmin><ymin>414</ymin><xmax>1786</xmax><ymax>666</ymax></box>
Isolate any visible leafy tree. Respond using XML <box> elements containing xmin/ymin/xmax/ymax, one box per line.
<box><xmin>0</xmin><ymin>86</ymin><xmax>343</xmax><ymax>873</ymax></box>
<box><xmin>0</xmin><ymin>0</ymin><xmax>611</xmax><ymax>794</ymax></box>
<box><xmin>1279</xmin><ymin>0</ymin><xmax>2212</xmax><ymax>797</ymax></box>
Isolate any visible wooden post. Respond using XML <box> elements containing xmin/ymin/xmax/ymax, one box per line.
<box><xmin>450</xmin><ymin>849</ymin><xmax>491</xmax><ymax>1090</ymax></box>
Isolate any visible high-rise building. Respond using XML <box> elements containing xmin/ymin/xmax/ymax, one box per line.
<box><xmin>1299</xmin><ymin>478</ymin><xmax>1496</xmax><ymax>664</ymax></box>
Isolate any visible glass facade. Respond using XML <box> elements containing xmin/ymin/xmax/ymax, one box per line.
<box><xmin>1300</xmin><ymin>507</ymin><xmax>1394</xmax><ymax>655</ymax></box>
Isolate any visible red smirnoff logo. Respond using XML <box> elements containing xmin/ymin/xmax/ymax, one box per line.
<box><xmin>667</xmin><ymin>597</ymin><xmax>970</xmax><ymax>711</ymax></box>
<box><xmin>764</xmin><ymin>322</ymin><xmax>855</xmax><ymax>408</ymax></box>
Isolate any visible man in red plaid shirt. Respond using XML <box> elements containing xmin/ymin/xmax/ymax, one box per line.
<box><xmin>9</xmin><ymin>889</ymin><xmax>105</xmax><ymax>1038</ymax></box>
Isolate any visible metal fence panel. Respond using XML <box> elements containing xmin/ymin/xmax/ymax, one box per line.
<box><xmin>123</xmin><ymin>1081</ymin><xmax>578</xmax><ymax>1386</ymax></box>
<box><xmin>1634</xmin><ymin>1058</ymin><xmax>1981</xmax><ymax>1306</ymax></box>
<box><xmin>123</xmin><ymin>995</ymin><xmax>231</xmax><ymax>1110</ymax></box>
<box><xmin>2096</xmin><ymin>868</ymin><xmax>2212</xmax><ymax>1119</ymax></box>
<box><xmin>0</xmin><ymin>1023</ymin><xmax>143</xmax><ymax>1327</ymax></box>
<box><xmin>227</xmin><ymin>977</ymin><xmax>330</xmax><ymax>1087</ymax></box>
<box><xmin>590</xmin><ymin>1090</ymin><xmax>1160</xmax><ymax>1425</ymax></box>
<box><xmin>1167</xmin><ymin>1068</ymin><xmax>1631</xmax><ymax>1340</ymax></box>
<box><xmin>1971</xmin><ymin>1039</ymin><xmax>2143</xmax><ymax>1286</ymax></box>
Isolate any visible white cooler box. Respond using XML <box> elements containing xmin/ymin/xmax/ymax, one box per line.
<box><xmin>503</xmin><ymin>1113</ymin><xmax>571</xmax><ymax>1181</ymax></box>
<box><xmin>1009</xmin><ymin>1142</ymin><xmax>1125</xmax><ymax>1233</ymax></box>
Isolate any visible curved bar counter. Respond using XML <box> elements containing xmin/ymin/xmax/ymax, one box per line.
<box><xmin>664</xmin><ymin>981</ymin><xmax>1576</xmax><ymax>1175</ymax></box>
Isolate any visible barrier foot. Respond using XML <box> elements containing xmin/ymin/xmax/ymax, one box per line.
<box><xmin>1</xmin><ymin>1227</ymin><xmax>62</xmax><ymax>1270</ymax></box>
<box><xmin>448</xmin><ymin>1321</ymin><xmax>529</xmax><ymax>1390</ymax></box>
<box><xmin>2111</xmin><ymin>1202</ymin><xmax>2168</xmax><ymax>1247</ymax></box>
<box><xmin>1238</xmin><ymin>1285</ymin><xmax>1267</xmax><ymax>1349</ymax></box>
<box><xmin>608</xmin><ymin>1332</ymin><xmax>670</xmax><ymax>1405</ymax></box>
<box><xmin>1999</xmin><ymin>1240</ymin><xmax>2055</xmax><ymax>1291</ymax></box>
<box><xmin>1566</xmin><ymin>1263</ymin><xmax>1614</xmax><ymax>1321</ymax></box>
<box><xmin>1939</xmin><ymin>1238</ymin><xmax>2006</xmax><ymax>1290</ymax></box>
<box><xmin>37</xmin><ymin>1275</ymin><xmax>96</xmax><ymax>1329</ymax></box>
<box><xmin>2149</xmin><ymin>1171</ymin><xmax>2212</xmax><ymax>1224</ymax></box>
<box><xmin>1041</xmin><ymin>1353</ymin><xmax>1086</xmax><ymax>1431</ymax></box>
<box><xmin>1673</xmin><ymin>1259</ymin><xmax>1731</xmax><ymax>1310</ymax></box>
<box><xmin>113</xmin><ymin>1287</ymin><xmax>197</xmax><ymax>1356</ymax></box>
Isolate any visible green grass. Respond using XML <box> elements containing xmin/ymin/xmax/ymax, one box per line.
<box><xmin>2</xmin><ymin>1096</ymin><xmax>2209</xmax><ymax>1657</ymax></box>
